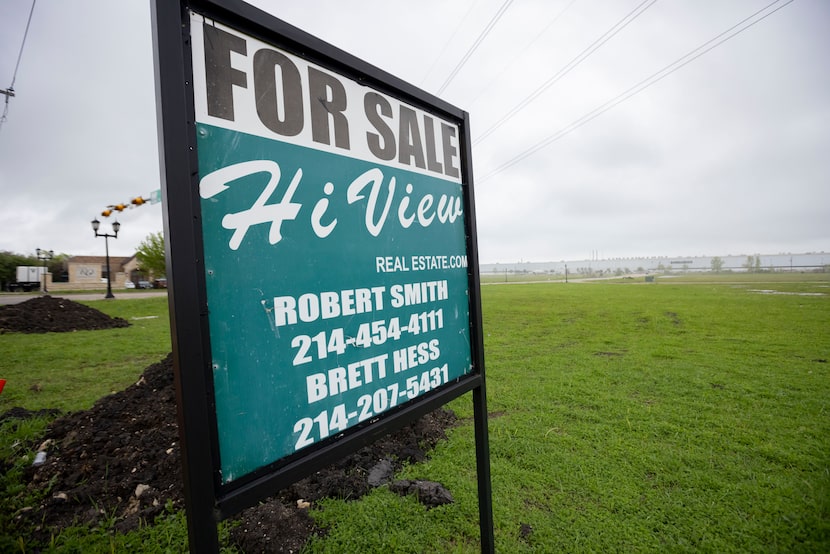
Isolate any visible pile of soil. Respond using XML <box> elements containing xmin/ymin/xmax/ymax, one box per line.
<box><xmin>0</xmin><ymin>295</ymin><xmax>129</xmax><ymax>334</ymax></box>
<box><xmin>4</xmin><ymin>296</ymin><xmax>457</xmax><ymax>551</ymax></box>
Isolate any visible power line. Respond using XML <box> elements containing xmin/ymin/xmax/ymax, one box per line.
<box><xmin>9</xmin><ymin>0</ymin><xmax>37</xmax><ymax>90</ymax></box>
<box><xmin>478</xmin><ymin>0</ymin><xmax>795</xmax><ymax>183</ymax></box>
<box><xmin>436</xmin><ymin>0</ymin><xmax>515</xmax><ymax>96</ymax></box>
<box><xmin>1</xmin><ymin>0</ymin><xmax>37</xmax><ymax>131</ymax></box>
<box><xmin>467</xmin><ymin>0</ymin><xmax>581</xmax><ymax>108</ymax></box>
<box><xmin>420</xmin><ymin>0</ymin><xmax>480</xmax><ymax>87</ymax></box>
<box><xmin>474</xmin><ymin>0</ymin><xmax>659</xmax><ymax>145</ymax></box>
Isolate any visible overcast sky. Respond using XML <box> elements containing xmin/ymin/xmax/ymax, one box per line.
<box><xmin>1</xmin><ymin>0</ymin><xmax>827</xmax><ymax>262</ymax></box>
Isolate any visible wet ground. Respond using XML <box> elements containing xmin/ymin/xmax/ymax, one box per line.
<box><xmin>2</xmin><ymin>295</ymin><xmax>456</xmax><ymax>552</ymax></box>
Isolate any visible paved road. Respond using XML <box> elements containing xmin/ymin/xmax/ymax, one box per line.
<box><xmin>0</xmin><ymin>291</ymin><xmax>168</xmax><ymax>306</ymax></box>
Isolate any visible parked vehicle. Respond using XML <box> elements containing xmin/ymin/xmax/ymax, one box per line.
<box><xmin>125</xmin><ymin>281</ymin><xmax>136</xmax><ymax>289</ymax></box>
<box><xmin>8</xmin><ymin>266</ymin><xmax>46</xmax><ymax>292</ymax></box>
<box><xmin>138</xmin><ymin>280</ymin><xmax>153</xmax><ymax>289</ymax></box>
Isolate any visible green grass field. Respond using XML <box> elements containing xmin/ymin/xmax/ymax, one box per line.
<box><xmin>1</xmin><ymin>276</ymin><xmax>828</xmax><ymax>552</ymax></box>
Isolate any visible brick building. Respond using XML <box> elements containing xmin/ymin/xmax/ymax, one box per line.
<box><xmin>47</xmin><ymin>255</ymin><xmax>143</xmax><ymax>291</ymax></box>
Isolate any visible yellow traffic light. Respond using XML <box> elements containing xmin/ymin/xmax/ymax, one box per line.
<box><xmin>101</xmin><ymin>209</ymin><xmax>113</xmax><ymax>217</ymax></box>
<box><xmin>113</xmin><ymin>203</ymin><xmax>128</xmax><ymax>212</ymax></box>
<box><xmin>131</xmin><ymin>197</ymin><xmax>146</xmax><ymax>206</ymax></box>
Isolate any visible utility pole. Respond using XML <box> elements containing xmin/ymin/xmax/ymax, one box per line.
<box><xmin>1</xmin><ymin>88</ymin><xmax>15</xmax><ymax>129</ymax></box>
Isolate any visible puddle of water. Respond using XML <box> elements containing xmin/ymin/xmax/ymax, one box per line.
<box><xmin>748</xmin><ymin>289</ymin><xmax>825</xmax><ymax>296</ymax></box>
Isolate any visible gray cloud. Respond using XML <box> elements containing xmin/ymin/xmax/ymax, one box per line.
<box><xmin>0</xmin><ymin>0</ymin><xmax>827</xmax><ymax>262</ymax></box>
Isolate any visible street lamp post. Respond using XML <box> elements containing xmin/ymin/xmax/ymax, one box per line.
<box><xmin>91</xmin><ymin>218</ymin><xmax>120</xmax><ymax>299</ymax></box>
<box><xmin>35</xmin><ymin>248</ymin><xmax>54</xmax><ymax>293</ymax></box>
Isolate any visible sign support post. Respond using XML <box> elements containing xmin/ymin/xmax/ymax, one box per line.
<box><xmin>475</xmin><ymin>385</ymin><xmax>495</xmax><ymax>553</ymax></box>
<box><xmin>151</xmin><ymin>0</ymin><xmax>222</xmax><ymax>551</ymax></box>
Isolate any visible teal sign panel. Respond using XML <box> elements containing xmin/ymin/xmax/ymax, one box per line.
<box><xmin>190</xmin><ymin>16</ymin><xmax>473</xmax><ymax>484</ymax></box>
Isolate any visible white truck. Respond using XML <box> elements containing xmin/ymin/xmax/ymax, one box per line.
<box><xmin>9</xmin><ymin>266</ymin><xmax>46</xmax><ymax>292</ymax></box>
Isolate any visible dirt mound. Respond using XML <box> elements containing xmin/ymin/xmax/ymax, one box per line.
<box><xmin>0</xmin><ymin>407</ymin><xmax>61</xmax><ymax>425</ymax></box>
<box><xmin>0</xmin><ymin>295</ymin><xmax>130</xmax><ymax>334</ymax></box>
<box><xmin>14</xmin><ymin>354</ymin><xmax>456</xmax><ymax>551</ymax></box>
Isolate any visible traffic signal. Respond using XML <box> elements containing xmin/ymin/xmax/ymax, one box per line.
<box><xmin>112</xmin><ymin>203</ymin><xmax>128</xmax><ymax>212</ymax></box>
<box><xmin>101</xmin><ymin>209</ymin><xmax>113</xmax><ymax>217</ymax></box>
<box><xmin>131</xmin><ymin>197</ymin><xmax>146</xmax><ymax>206</ymax></box>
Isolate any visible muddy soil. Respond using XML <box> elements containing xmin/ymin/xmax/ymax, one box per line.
<box><xmin>0</xmin><ymin>295</ymin><xmax>130</xmax><ymax>334</ymax></box>
<box><xmin>3</xmin><ymin>296</ymin><xmax>456</xmax><ymax>552</ymax></box>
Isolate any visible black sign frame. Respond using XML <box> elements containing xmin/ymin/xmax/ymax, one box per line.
<box><xmin>152</xmin><ymin>0</ymin><xmax>492</xmax><ymax>551</ymax></box>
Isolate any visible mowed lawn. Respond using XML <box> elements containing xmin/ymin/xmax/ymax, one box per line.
<box><xmin>311</xmin><ymin>276</ymin><xmax>830</xmax><ymax>552</ymax></box>
<box><xmin>474</xmin><ymin>278</ymin><xmax>829</xmax><ymax>552</ymax></box>
<box><xmin>1</xmin><ymin>277</ymin><xmax>828</xmax><ymax>552</ymax></box>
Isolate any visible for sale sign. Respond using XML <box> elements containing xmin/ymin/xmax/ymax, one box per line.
<box><xmin>191</xmin><ymin>14</ymin><xmax>474</xmax><ymax>484</ymax></box>
<box><xmin>154</xmin><ymin>3</ymin><xmax>491</xmax><ymax>550</ymax></box>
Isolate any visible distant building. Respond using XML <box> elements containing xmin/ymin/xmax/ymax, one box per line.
<box><xmin>48</xmin><ymin>255</ymin><xmax>143</xmax><ymax>291</ymax></box>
